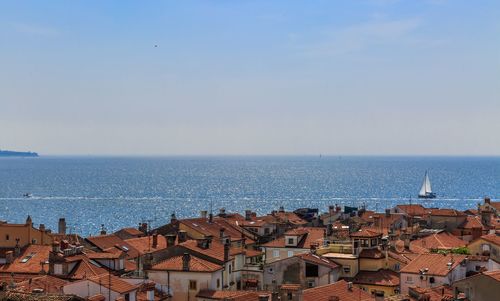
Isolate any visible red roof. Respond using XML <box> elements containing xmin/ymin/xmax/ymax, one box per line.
<box><xmin>296</xmin><ymin>252</ymin><xmax>339</xmax><ymax>269</ymax></box>
<box><xmin>353</xmin><ymin>269</ymin><xmax>400</xmax><ymax>287</ymax></box>
<box><xmin>429</xmin><ymin>209</ymin><xmax>466</xmax><ymax>217</ymax></box>
<box><xmin>400</xmin><ymin>253</ymin><xmax>466</xmax><ymax>276</ymax></box>
<box><xmin>396</xmin><ymin>204</ymin><xmax>428</xmax><ymax>216</ymax></box>
<box><xmin>477</xmin><ymin>232</ymin><xmax>500</xmax><ymax>246</ymax></box>
<box><xmin>459</xmin><ymin>216</ymin><xmax>485</xmax><ymax>229</ymax></box>
<box><xmin>124</xmin><ymin>235</ymin><xmax>168</xmax><ymax>255</ymax></box>
<box><xmin>350</xmin><ymin>228</ymin><xmax>382</xmax><ymax>238</ymax></box>
<box><xmin>179</xmin><ymin>239</ymin><xmax>233</xmax><ymax>262</ymax></box>
<box><xmin>87</xmin><ymin>274</ymin><xmax>137</xmax><ymax>294</ymax></box>
<box><xmin>13</xmin><ymin>275</ymin><xmax>68</xmax><ymax>294</ymax></box>
<box><xmin>151</xmin><ymin>254</ymin><xmax>222</xmax><ymax>272</ymax></box>
<box><xmin>86</xmin><ymin>234</ymin><xmax>140</xmax><ymax>258</ymax></box>
<box><xmin>303</xmin><ymin>280</ymin><xmax>374</xmax><ymax>301</ymax></box>
<box><xmin>410</xmin><ymin>232</ymin><xmax>466</xmax><ymax>253</ymax></box>
<box><xmin>196</xmin><ymin>289</ymin><xmax>272</xmax><ymax>301</ymax></box>
<box><xmin>0</xmin><ymin>245</ymin><xmax>51</xmax><ymax>274</ymax></box>
<box><xmin>262</xmin><ymin>227</ymin><xmax>325</xmax><ymax>249</ymax></box>
<box><xmin>180</xmin><ymin>217</ymin><xmax>254</xmax><ymax>244</ymax></box>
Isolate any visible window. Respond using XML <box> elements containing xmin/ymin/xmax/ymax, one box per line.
<box><xmin>217</xmin><ymin>279</ymin><xmax>220</xmax><ymax>288</ymax></box>
<box><xmin>124</xmin><ymin>293</ymin><xmax>130</xmax><ymax>301</ymax></box>
<box><xmin>189</xmin><ymin>280</ymin><xmax>197</xmax><ymax>290</ymax></box>
<box><xmin>394</xmin><ymin>263</ymin><xmax>400</xmax><ymax>271</ymax></box>
<box><xmin>288</xmin><ymin>238</ymin><xmax>294</xmax><ymax>245</ymax></box>
<box><xmin>307</xmin><ymin>280</ymin><xmax>315</xmax><ymax>288</ymax></box>
<box><xmin>273</xmin><ymin>250</ymin><xmax>280</xmax><ymax>258</ymax></box>
<box><xmin>343</xmin><ymin>266</ymin><xmax>350</xmax><ymax>274</ymax></box>
<box><xmin>305</xmin><ymin>263</ymin><xmax>319</xmax><ymax>277</ymax></box>
<box><xmin>229</xmin><ymin>264</ymin><xmax>232</xmax><ymax>274</ymax></box>
<box><xmin>5</xmin><ymin>234</ymin><xmax>9</xmax><ymax>241</ymax></box>
<box><xmin>264</xmin><ymin>228</ymin><xmax>270</xmax><ymax>234</ymax></box>
<box><xmin>287</xmin><ymin>293</ymin><xmax>293</xmax><ymax>300</ymax></box>
<box><xmin>406</xmin><ymin>276</ymin><xmax>413</xmax><ymax>282</ymax></box>
<box><xmin>287</xmin><ymin>251</ymin><xmax>294</xmax><ymax>257</ymax></box>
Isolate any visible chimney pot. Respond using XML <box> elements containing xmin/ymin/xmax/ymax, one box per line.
<box><xmin>178</xmin><ymin>230</ymin><xmax>187</xmax><ymax>243</ymax></box>
<box><xmin>58</xmin><ymin>218</ymin><xmax>66</xmax><ymax>235</ymax></box>
<box><xmin>200</xmin><ymin>210</ymin><xmax>208</xmax><ymax>219</ymax></box>
<box><xmin>224</xmin><ymin>242</ymin><xmax>230</xmax><ymax>262</ymax></box>
<box><xmin>5</xmin><ymin>251</ymin><xmax>13</xmax><ymax>264</ymax></box>
<box><xmin>152</xmin><ymin>233</ymin><xmax>158</xmax><ymax>249</ymax></box>
<box><xmin>166</xmin><ymin>234</ymin><xmax>176</xmax><ymax>247</ymax></box>
<box><xmin>182</xmin><ymin>253</ymin><xmax>191</xmax><ymax>271</ymax></box>
<box><xmin>485</xmin><ymin>197</ymin><xmax>491</xmax><ymax>204</ymax></box>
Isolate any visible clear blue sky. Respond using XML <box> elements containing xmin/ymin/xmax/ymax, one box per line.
<box><xmin>1</xmin><ymin>0</ymin><xmax>499</xmax><ymax>156</ymax></box>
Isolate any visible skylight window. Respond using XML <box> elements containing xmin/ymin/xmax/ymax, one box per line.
<box><xmin>20</xmin><ymin>252</ymin><xmax>36</xmax><ymax>263</ymax></box>
<box><xmin>122</xmin><ymin>246</ymin><xmax>129</xmax><ymax>251</ymax></box>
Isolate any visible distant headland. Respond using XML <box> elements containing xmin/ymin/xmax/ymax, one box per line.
<box><xmin>0</xmin><ymin>150</ymin><xmax>39</xmax><ymax>157</ymax></box>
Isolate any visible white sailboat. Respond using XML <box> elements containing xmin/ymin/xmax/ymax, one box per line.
<box><xmin>418</xmin><ymin>171</ymin><xmax>436</xmax><ymax>199</ymax></box>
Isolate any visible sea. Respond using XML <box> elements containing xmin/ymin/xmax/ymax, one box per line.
<box><xmin>0</xmin><ymin>156</ymin><xmax>498</xmax><ymax>236</ymax></box>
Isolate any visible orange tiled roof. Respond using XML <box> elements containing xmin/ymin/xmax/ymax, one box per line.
<box><xmin>410</xmin><ymin>232</ymin><xmax>466</xmax><ymax>253</ymax></box>
<box><xmin>429</xmin><ymin>209</ymin><xmax>466</xmax><ymax>217</ymax></box>
<box><xmin>67</xmin><ymin>255</ymin><xmax>109</xmax><ymax>280</ymax></box>
<box><xmin>359</xmin><ymin>247</ymin><xmax>385</xmax><ymax>259</ymax></box>
<box><xmin>353</xmin><ymin>269</ymin><xmax>400</xmax><ymax>287</ymax></box>
<box><xmin>180</xmin><ymin>217</ymin><xmax>254</xmax><ymax>243</ymax></box>
<box><xmin>151</xmin><ymin>254</ymin><xmax>222</xmax><ymax>272</ymax></box>
<box><xmin>124</xmin><ymin>235</ymin><xmax>168</xmax><ymax>255</ymax></box>
<box><xmin>477</xmin><ymin>232</ymin><xmax>500</xmax><ymax>246</ymax></box>
<box><xmin>303</xmin><ymin>280</ymin><xmax>374</xmax><ymax>301</ymax></box>
<box><xmin>400</xmin><ymin>253</ymin><xmax>467</xmax><ymax>276</ymax></box>
<box><xmin>86</xmin><ymin>234</ymin><xmax>140</xmax><ymax>258</ymax></box>
<box><xmin>88</xmin><ymin>294</ymin><xmax>106</xmax><ymax>301</ymax></box>
<box><xmin>396</xmin><ymin>204</ymin><xmax>428</xmax><ymax>216</ymax></box>
<box><xmin>13</xmin><ymin>275</ymin><xmax>68</xmax><ymax>294</ymax></box>
<box><xmin>262</xmin><ymin>227</ymin><xmax>325</xmax><ymax>249</ymax></box>
<box><xmin>272</xmin><ymin>212</ymin><xmax>308</xmax><ymax>225</ymax></box>
<box><xmin>409</xmin><ymin>285</ymin><xmax>454</xmax><ymax>301</ymax></box>
<box><xmin>350</xmin><ymin>228</ymin><xmax>382</xmax><ymax>238</ymax></box>
<box><xmin>196</xmin><ymin>289</ymin><xmax>272</xmax><ymax>301</ymax></box>
<box><xmin>296</xmin><ymin>252</ymin><xmax>338</xmax><ymax>269</ymax></box>
<box><xmin>459</xmin><ymin>216</ymin><xmax>485</xmax><ymax>229</ymax></box>
<box><xmin>0</xmin><ymin>245</ymin><xmax>51</xmax><ymax>274</ymax></box>
<box><xmin>179</xmin><ymin>239</ymin><xmax>233</xmax><ymax>262</ymax></box>
<box><xmin>87</xmin><ymin>274</ymin><xmax>137</xmax><ymax>294</ymax></box>
<box><xmin>116</xmin><ymin>227</ymin><xmax>144</xmax><ymax>236</ymax></box>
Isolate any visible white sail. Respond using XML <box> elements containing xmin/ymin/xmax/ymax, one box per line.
<box><xmin>425</xmin><ymin>172</ymin><xmax>432</xmax><ymax>193</ymax></box>
<box><xmin>419</xmin><ymin>177</ymin><xmax>427</xmax><ymax>196</ymax></box>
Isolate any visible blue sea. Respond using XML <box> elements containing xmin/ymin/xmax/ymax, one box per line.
<box><xmin>0</xmin><ymin>156</ymin><xmax>498</xmax><ymax>236</ymax></box>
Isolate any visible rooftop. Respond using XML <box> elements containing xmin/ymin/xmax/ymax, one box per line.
<box><xmin>151</xmin><ymin>254</ymin><xmax>222</xmax><ymax>272</ymax></box>
<box><xmin>353</xmin><ymin>269</ymin><xmax>400</xmax><ymax>287</ymax></box>
<box><xmin>303</xmin><ymin>280</ymin><xmax>374</xmax><ymax>301</ymax></box>
<box><xmin>400</xmin><ymin>253</ymin><xmax>467</xmax><ymax>276</ymax></box>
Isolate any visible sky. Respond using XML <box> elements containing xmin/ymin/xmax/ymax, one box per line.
<box><xmin>1</xmin><ymin>0</ymin><xmax>499</xmax><ymax>156</ymax></box>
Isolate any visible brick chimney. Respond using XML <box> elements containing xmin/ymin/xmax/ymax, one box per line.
<box><xmin>152</xmin><ymin>233</ymin><xmax>158</xmax><ymax>249</ymax></box>
<box><xmin>39</xmin><ymin>224</ymin><xmax>45</xmax><ymax>232</ymax></box>
<box><xmin>200</xmin><ymin>210</ymin><xmax>208</xmax><ymax>219</ymax></box>
<box><xmin>100</xmin><ymin>224</ymin><xmax>106</xmax><ymax>235</ymax></box>
<box><xmin>245</xmin><ymin>210</ymin><xmax>252</xmax><ymax>221</ymax></box>
<box><xmin>182</xmin><ymin>253</ymin><xmax>191</xmax><ymax>271</ymax></box>
<box><xmin>224</xmin><ymin>242</ymin><xmax>230</xmax><ymax>262</ymax></box>
<box><xmin>219</xmin><ymin>227</ymin><xmax>226</xmax><ymax>244</ymax></box>
<box><xmin>178</xmin><ymin>230</ymin><xmax>187</xmax><ymax>243</ymax></box>
<box><xmin>219</xmin><ymin>208</ymin><xmax>226</xmax><ymax>217</ymax></box>
<box><xmin>5</xmin><ymin>251</ymin><xmax>13</xmax><ymax>264</ymax></box>
<box><xmin>58</xmin><ymin>218</ymin><xmax>66</xmax><ymax>235</ymax></box>
<box><xmin>385</xmin><ymin>209</ymin><xmax>391</xmax><ymax>217</ymax></box>
<box><xmin>14</xmin><ymin>239</ymin><xmax>21</xmax><ymax>257</ymax></box>
<box><xmin>166</xmin><ymin>234</ymin><xmax>176</xmax><ymax>247</ymax></box>
<box><xmin>485</xmin><ymin>197</ymin><xmax>491</xmax><ymax>204</ymax></box>
<box><xmin>171</xmin><ymin>212</ymin><xmax>177</xmax><ymax>224</ymax></box>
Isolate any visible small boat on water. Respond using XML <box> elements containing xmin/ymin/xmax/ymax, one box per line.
<box><xmin>23</xmin><ymin>193</ymin><xmax>32</xmax><ymax>198</ymax></box>
<box><xmin>418</xmin><ymin>171</ymin><xmax>436</xmax><ymax>199</ymax></box>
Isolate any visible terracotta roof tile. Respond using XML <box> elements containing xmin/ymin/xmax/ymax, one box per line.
<box><xmin>13</xmin><ymin>275</ymin><xmax>68</xmax><ymax>294</ymax></box>
<box><xmin>196</xmin><ymin>289</ymin><xmax>272</xmax><ymax>301</ymax></box>
<box><xmin>350</xmin><ymin>228</ymin><xmax>382</xmax><ymax>238</ymax></box>
<box><xmin>400</xmin><ymin>253</ymin><xmax>467</xmax><ymax>276</ymax></box>
<box><xmin>459</xmin><ymin>216</ymin><xmax>485</xmax><ymax>229</ymax></box>
<box><xmin>410</xmin><ymin>232</ymin><xmax>466</xmax><ymax>253</ymax></box>
<box><xmin>477</xmin><ymin>232</ymin><xmax>500</xmax><ymax>246</ymax></box>
<box><xmin>86</xmin><ymin>234</ymin><xmax>140</xmax><ymax>259</ymax></box>
<box><xmin>151</xmin><ymin>254</ymin><xmax>222</xmax><ymax>272</ymax></box>
<box><xmin>87</xmin><ymin>274</ymin><xmax>137</xmax><ymax>294</ymax></box>
<box><xmin>124</xmin><ymin>235</ymin><xmax>168</xmax><ymax>255</ymax></box>
<box><xmin>353</xmin><ymin>269</ymin><xmax>400</xmax><ymax>287</ymax></box>
<box><xmin>396</xmin><ymin>205</ymin><xmax>428</xmax><ymax>216</ymax></box>
<box><xmin>180</xmin><ymin>217</ymin><xmax>254</xmax><ymax>243</ymax></box>
<box><xmin>359</xmin><ymin>248</ymin><xmax>385</xmax><ymax>259</ymax></box>
<box><xmin>179</xmin><ymin>239</ymin><xmax>232</xmax><ymax>262</ymax></box>
<box><xmin>296</xmin><ymin>252</ymin><xmax>339</xmax><ymax>269</ymax></box>
<box><xmin>262</xmin><ymin>227</ymin><xmax>325</xmax><ymax>249</ymax></box>
<box><xmin>0</xmin><ymin>245</ymin><xmax>51</xmax><ymax>274</ymax></box>
<box><xmin>429</xmin><ymin>209</ymin><xmax>466</xmax><ymax>217</ymax></box>
<box><xmin>303</xmin><ymin>280</ymin><xmax>374</xmax><ymax>301</ymax></box>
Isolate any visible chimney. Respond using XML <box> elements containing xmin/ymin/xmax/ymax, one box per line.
<box><xmin>52</xmin><ymin>241</ymin><xmax>60</xmax><ymax>253</ymax></box>
<box><xmin>224</xmin><ymin>242</ymin><xmax>230</xmax><ymax>262</ymax></box>
<box><xmin>219</xmin><ymin>208</ymin><xmax>226</xmax><ymax>217</ymax></box>
<box><xmin>336</xmin><ymin>204</ymin><xmax>341</xmax><ymax>212</ymax></box>
<box><xmin>14</xmin><ymin>239</ymin><xmax>21</xmax><ymax>257</ymax></box>
<box><xmin>219</xmin><ymin>227</ymin><xmax>226</xmax><ymax>242</ymax></box>
<box><xmin>485</xmin><ymin>197</ymin><xmax>491</xmax><ymax>204</ymax></box>
<box><xmin>171</xmin><ymin>213</ymin><xmax>177</xmax><ymax>224</ymax></box>
<box><xmin>5</xmin><ymin>251</ymin><xmax>13</xmax><ymax>264</ymax></box>
<box><xmin>385</xmin><ymin>209</ymin><xmax>391</xmax><ymax>217</ymax></box>
<box><xmin>404</xmin><ymin>235</ymin><xmax>410</xmax><ymax>250</ymax></box>
<box><xmin>145</xmin><ymin>283</ymin><xmax>155</xmax><ymax>301</ymax></box>
<box><xmin>182</xmin><ymin>253</ymin><xmax>191</xmax><ymax>271</ymax></box>
<box><xmin>143</xmin><ymin>252</ymin><xmax>153</xmax><ymax>270</ymax></box>
<box><xmin>39</xmin><ymin>224</ymin><xmax>45</xmax><ymax>232</ymax></box>
<box><xmin>152</xmin><ymin>233</ymin><xmax>158</xmax><ymax>249</ymax></box>
<box><xmin>328</xmin><ymin>205</ymin><xmax>335</xmax><ymax>215</ymax></box>
<box><xmin>100</xmin><ymin>224</ymin><xmax>106</xmax><ymax>235</ymax></box>
<box><xmin>139</xmin><ymin>223</ymin><xmax>148</xmax><ymax>234</ymax></box>
<box><xmin>481</xmin><ymin>210</ymin><xmax>492</xmax><ymax>227</ymax></box>
<box><xmin>326</xmin><ymin>224</ymin><xmax>333</xmax><ymax>236</ymax></box>
<box><xmin>245</xmin><ymin>210</ymin><xmax>252</xmax><ymax>221</ymax></box>
<box><xmin>26</xmin><ymin>215</ymin><xmax>32</xmax><ymax>226</ymax></box>
<box><xmin>178</xmin><ymin>230</ymin><xmax>187</xmax><ymax>243</ymax></box>
<box><xmin>166</xmin><ymin>234</ymin><xmax>176</xmax><ymax>247</ymax></box>
<box><xmin>279</xmin><ymin>206</ymin><xmax>285</xmax><ymax>213</ymax></box>
<box><xmin>200</xmin><ymin>210</ymin><xmax>208</xmax><ymax>219</ymax></box>
<box><xmin>58</xmin><ymin>218</ymin><xmax>66</xmax><ymax>235</ymax></box>
<box><xmin>347</xmin><ymin>282</ymin><xmax>353</xmax><ymax>291</ymax></box>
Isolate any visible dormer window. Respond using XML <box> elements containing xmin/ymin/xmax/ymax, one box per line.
<box><xmin>288</xmin><ymin>238</ymin><xmax>294</xmax><ymax>245</ymax></box>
